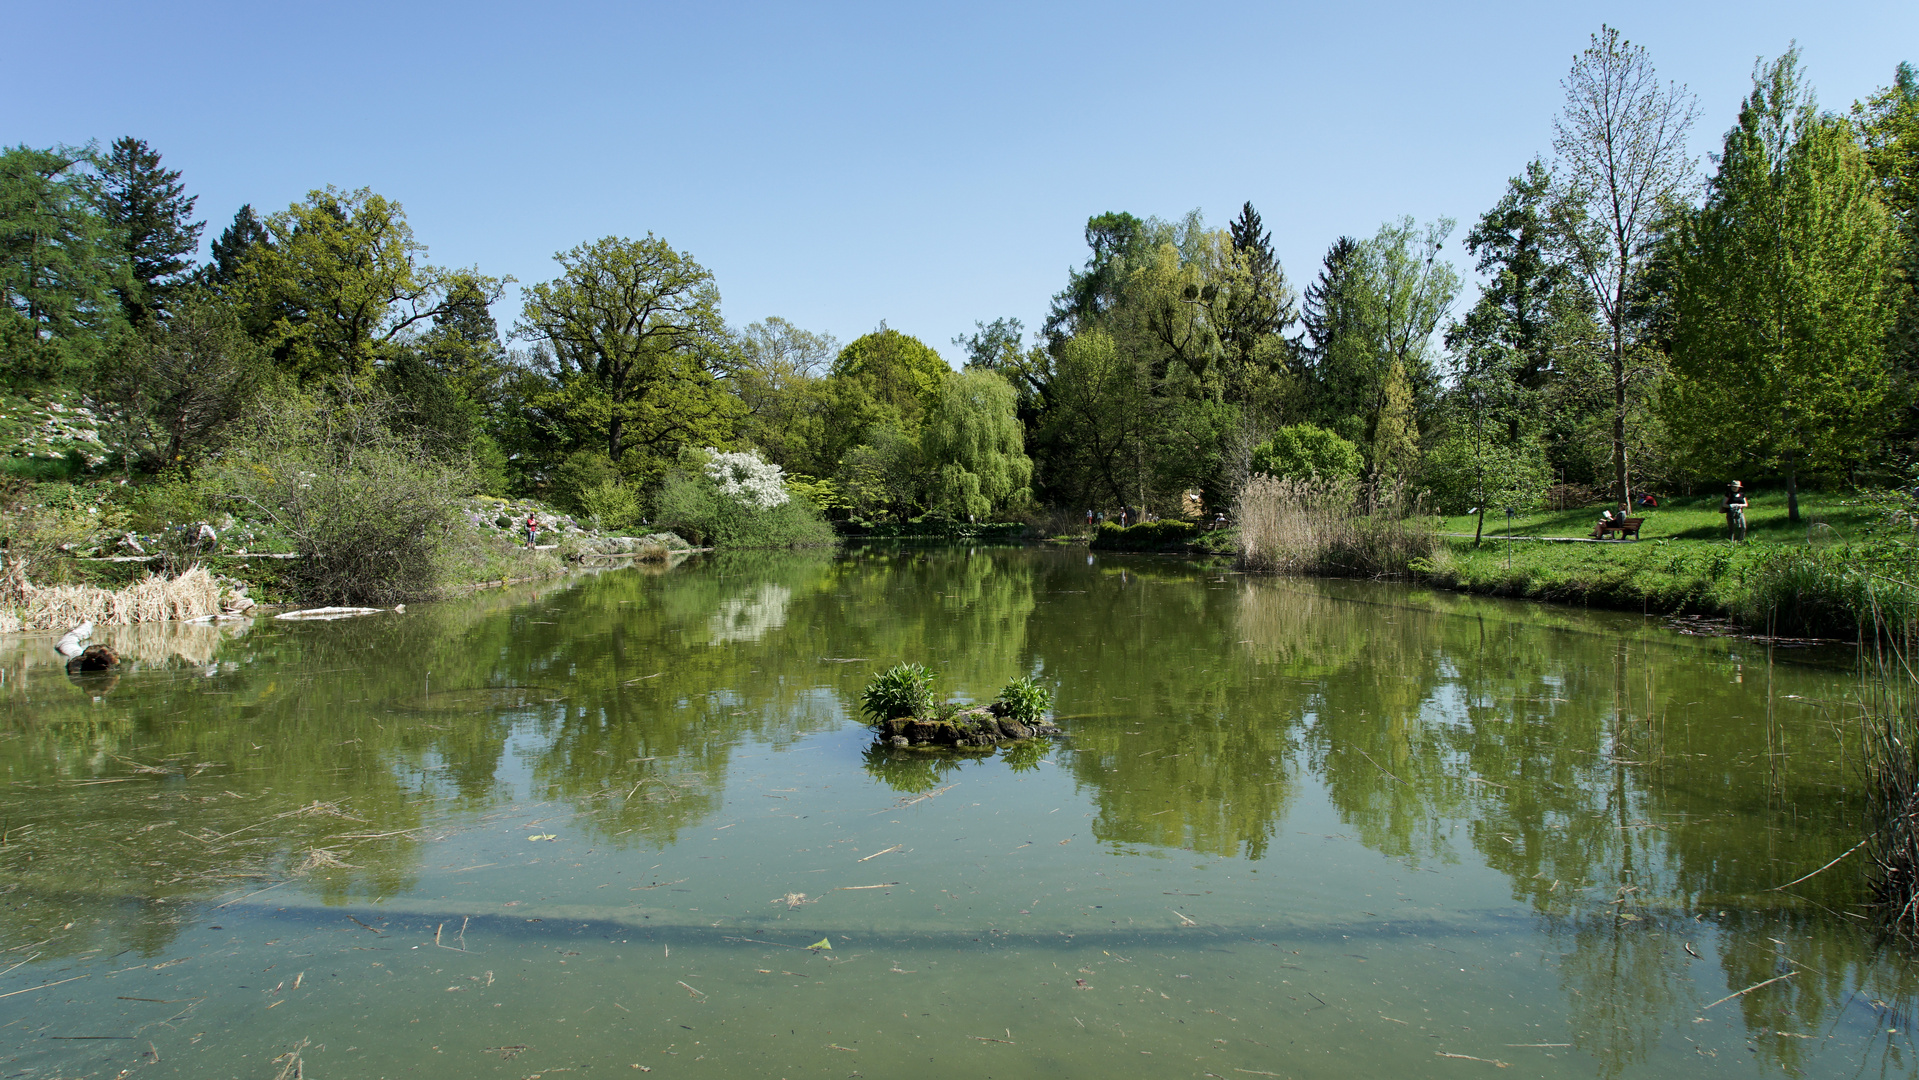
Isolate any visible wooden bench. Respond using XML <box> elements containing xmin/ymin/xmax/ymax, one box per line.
<box><xmin>1598</xmin><ymin>516</ymin><xmax>1645</xmax><ymax>541</ymax></box>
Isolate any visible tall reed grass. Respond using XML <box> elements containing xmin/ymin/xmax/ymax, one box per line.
<box><xmin>1235</xmin><ymin>476</ymin><xmax>1440</xmax><ymax>577</ymax></box>
<box><xmin>1735</xmin><ymin>546</ymin><xmax>1919</xmax><ymax>639</ymax></box>
<box><xmin>0</xmin><ymin>564</ymin><xmax>225</xmax><ymax>632</ymax></box>
<box><xmin>1863</xmin><ymin>578</ymin><xmax>1919</xmax><ymax>936</ymax></box>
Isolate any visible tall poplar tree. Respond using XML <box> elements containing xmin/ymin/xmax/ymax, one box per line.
<box><xmin>1855</xmin><ymin>62</ymin><xmax>1919</xmax><ymax>451</ymax></box>
<box><xmin>1667</xmin><ymin>49</ymin><xmax>1899</xmax><ymax>519</ymax></box>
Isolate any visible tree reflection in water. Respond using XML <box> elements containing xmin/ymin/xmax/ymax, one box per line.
<box><xmin>0</xmin><ymin>547</ymin><xmax>1912</xmax><ymax>1075</ymax></box>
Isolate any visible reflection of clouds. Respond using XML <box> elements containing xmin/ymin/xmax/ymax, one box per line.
<box><xmin>706</xmin><ymin>584</ymin><xmax>791</xmax><ymax>645</ymax></box>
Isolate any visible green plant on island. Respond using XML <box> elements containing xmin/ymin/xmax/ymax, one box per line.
<box><xmin>860</xmin><ymin>663</ymin><xmax>938</xmax><ymax>722</ymax></box>
<box><xmin>995</xmin><ymin>676</ymin><xmax>1053</xmax><ymax>724</ymax></box>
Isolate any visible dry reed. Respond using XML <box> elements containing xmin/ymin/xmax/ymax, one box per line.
<box><xmin>1235</xmin><ymin>475</ymin><xmax>1440</xmax><ymax>577</ymax></box>
<box><xmin>0</xmin><ymin>565</ymin><xmax>225</xmax><ymax>632</ymax></box>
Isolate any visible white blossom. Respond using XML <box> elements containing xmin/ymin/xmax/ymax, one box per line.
<box><xmin>704</xmin><ymin>448</ymin><xmax>790</xmax><ymax>509</ymax></box>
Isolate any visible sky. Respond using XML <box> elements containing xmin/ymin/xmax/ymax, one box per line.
<box><xmin>12</xmin><ymin>0</ymin><xmax>1918</xmax><ymax>363</ymax></box>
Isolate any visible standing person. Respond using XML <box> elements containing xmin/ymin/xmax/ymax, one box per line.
<box><xmin>525</xmin><ymin>512</ymin><xmax>539</xmax><ymax>549</ymax></box>
<box><xmin>1086</xmin><ymin>508</ymin><xmax>1094</xmax><ymax>528</ymax></box>
<box><xmin>1721</xmin><ymin>482</ymin><xmax>1748</xmax><ymax>543</ymax></box>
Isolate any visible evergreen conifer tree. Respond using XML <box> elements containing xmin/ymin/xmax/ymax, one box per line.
<box><xmin>97</xmin><ymin>137</ymin><xmax>202</xmax><ymax>326</ymax></box>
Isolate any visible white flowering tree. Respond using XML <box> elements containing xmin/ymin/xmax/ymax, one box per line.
<box><xmin>704</xmin><ymin>449</ymin><xmax>790</xmax><ymax>509</ymax></box>
<box><xmin>656</xmin><ymin>446</ymin><xmax>832</xmax><ymax>548</ymax></box>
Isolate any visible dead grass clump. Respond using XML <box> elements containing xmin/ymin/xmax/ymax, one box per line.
<box><xmin>1235</xmin><ymin>476</ymin><xmax>1440</xmax><ymax>577</ymax></box>
<box><xmin>293</xmin><ymin>847</ymin><xmax>357</xmax><ymax>875</ymax></box>
<box><xmin>0</xmin><ymin>565</ymin><xmax>225</xmax><ymax>632</ymax></box>
<box><xmin>283</xmin><ymin>800</ymin><xmax>366</xmax><ymax>822</ymax></box>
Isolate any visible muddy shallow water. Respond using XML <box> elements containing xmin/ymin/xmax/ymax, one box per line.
<box><xmin>0</xmin><ymin>547</ymin><xmax>1910</xmax><ymax>1078</ymax></box>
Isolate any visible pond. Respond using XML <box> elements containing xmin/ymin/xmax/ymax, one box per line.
<box><xmin>0</xmin><ymin>547</ymin><xmax>1911</xmax><ymax>1079</ymax></box>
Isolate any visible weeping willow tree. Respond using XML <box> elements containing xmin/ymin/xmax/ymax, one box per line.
<box><xmin>920</xmin><ymin>368</ymin><xmax>1032</xmax><ymax>519</ymax></box>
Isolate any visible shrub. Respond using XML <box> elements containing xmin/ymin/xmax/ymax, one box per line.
<box><xmin>578</xmin><ymin>479</ymin><xmax>642</xmax><ymax>532</ymax></box>
<box><xmin>1089</xmin><ymin>519</ymin><xmax>1198</xmax><ymax>551</ymax></box>
<box><xmin>861</xmin><ymin>663</ymin><xmax>938</xmax><ymax>722</ymax></box>
<box><xmin>204</xmin><ymin>397</ymin><xmax>475</xmax><ymax>604</ymax></box>
<box><xmin>1249</xmin><ymin>423</ymin><xmax>1363</xmax><ymax>484</ymax></box>
<box><xmin>994</xmin><ymin>677</ymin><xmax>1053</xmax><ymax>724</ymax></box>
<box><xmin>0</xmin><ymin>481</ymin><xmax>127</xmax><ymax>588</ymax></box>
<box><xmin>553</xmin><ymin>451</ymin><xmax>620</xmax><ymax>515</ymax></box>
<box><xmin>654</xmin><ymin>449</ymin><xmax>835</xmax><ymax>549</ymax></box>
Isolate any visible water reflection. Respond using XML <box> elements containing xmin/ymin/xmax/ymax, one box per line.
<box><xmin>0</xmin><ymin>548</ymin><xmax>1909</xmax><ymax>1076</ymax></box>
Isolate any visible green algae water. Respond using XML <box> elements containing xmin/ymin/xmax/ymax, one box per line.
<box><xmin>2</xmin><ymin>547</ymin><xmax>1912</xmax><ymax>1079</ymax></box>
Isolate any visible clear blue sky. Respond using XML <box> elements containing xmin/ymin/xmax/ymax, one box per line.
<box><xmin>13</xmin><ymin>1</ymin><xmax>1917</xmax><ymax>361</ymax></box>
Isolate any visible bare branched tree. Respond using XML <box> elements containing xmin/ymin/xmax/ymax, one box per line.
<box><xmin>1550</xmin><ymin>25</ymin><xmax>1698</xmax><ymax>508</ymax></box>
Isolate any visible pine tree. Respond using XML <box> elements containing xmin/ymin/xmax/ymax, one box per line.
<box><xmin>97</xmin><ymin>137</ymin><xmax>202</xmax><ymax>326</ymax></box>
<box><xmin>1220</xmin><ymin>201</ymin><xmax>1295</xmax><ymax>375</ymax></box>
<box><xmin>206</xmin><ymin>204</ymin><xmax>269</xmax><ymax>288</ymax></box>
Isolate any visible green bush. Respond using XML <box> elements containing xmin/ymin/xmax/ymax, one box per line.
<box><xmin>1089</xmin><ymin>519</ymin><xmax>1198</xmax><ymax>551</ymax></box>
<box><xmin>654</xmin><ymin>468</ymin><xmax>835</xmax><ymax>549</ymax></box>
<box><xmin>994</xmin><ymin>676</ymin><xmax>1053</xmax><ymax>724</ymax></box>
<box><xmin>552</xmin><ymin>451</ymin><xmax>620</xmax><ymax>515</ymax></box>
<box><xmin>0</xmin><ymin>481</ymin><xmax>127</xmax><ymax>585</ymax></box>
<box><xmin>578</xmin><ymin>479</ymin><xmax>642</xmax><ymax>532</ymax></box>
<box><xmin>1250</xmin><ymin>423</ymin><xmax>1363</xmax><ymax>484</ymax></box>
<box><xmin>861</xmin><ymin>663</ymin><xmax>938</xmax><ymax>722</ymax></box>
<box><xmin>204</xmin><ymin>397</ymin><xmax>475</xmax><ymax>604</ymax></box>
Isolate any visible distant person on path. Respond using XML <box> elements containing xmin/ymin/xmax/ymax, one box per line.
<box><xmin>1721</xmin><ymin>482</ymin><xmax>1748</xmax><ymax>542</ymax></box>
<box><xmin>525</xmin><ymin>513</ymin><xmax>539</xmax><ymax>548</ymax></box>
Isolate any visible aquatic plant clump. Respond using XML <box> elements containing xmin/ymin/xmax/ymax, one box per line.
<box><xmin>860</xmin><ymin>662</ymin><xmax>938</xmax><ymax>722</ymax></box>
<box><xmin>995</xmin><ymin>676</ymin><xmax>1053</xmax><ymax>724</ymax></box>
<box><xmin>859</xmin><ymin>664</ymin><xmax>1061</xmax><ymax>749</ymax></box>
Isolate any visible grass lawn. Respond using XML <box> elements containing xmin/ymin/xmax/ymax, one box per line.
<box><xmin>1438</xmin><ymin>490</ymin><xmax>1879</xmax><ymax>545</ymax></box>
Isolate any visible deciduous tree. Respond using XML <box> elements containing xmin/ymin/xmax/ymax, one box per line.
<box><xmin>0</xmin><ymin>143</ymin><xmax>122</xmax><ymax>383</ymax></box>
<box><xmin>1550</xmin><ymin>25</ymin><xmax>1698</xmax><ymax>508</ymax></box>
<box><xmin>517</xmin><ymin>234</ymin><xmax>736</xmax><ymax>479</ymax></box>
<box><xmin>1667</xmin><ymin>49</ymin><xmax>1899</xmax><ymax>518</ymax></box>
<box><xmin>241</xmin><ymin>186</ymin><xmax>491</xmax><ymax>386</ymax></box>
<box><xmin>921</xmin><ymin>368</ymin><xmax>1032</xmax><ymax>519</ymax></box>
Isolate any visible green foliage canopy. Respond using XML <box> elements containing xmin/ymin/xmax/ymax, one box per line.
<box><xmin>920</xmin><ymin>368</ymin><xmax>1032</xmax><ymax>519</ymax></box>
<box><xmin>517</xmin><ymin>234</ymin><xmax>737</xmax><ymax>481</ymax></box>
<box><xmin>1666</xmin><ymin>50</ymin><xmax>1900</xmax><ymax>507</ymax></box>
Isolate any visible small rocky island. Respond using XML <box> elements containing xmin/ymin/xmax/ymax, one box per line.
<box><xmin>862</xmin><ymin>664</ymin><xmax>1061</xmax><ymax>750</ymax></box>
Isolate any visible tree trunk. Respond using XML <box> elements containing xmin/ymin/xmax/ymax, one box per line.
<box><xmin>608</xmin><ymin>416</ymin><xmax>623</xmax><ymax>462</ymax></box>
<box><xmin>1612</xmin><ymin>346</ymin><xmax>1631</xmax><ymax>510</ymax></box>
<box><xmin>1785</xmin><ymin>456</ymin><xmax>1799</xmax><ymax>523</ymax></box>
<box><xmin>1474</xmin><ymin>506</ymin><xmax>1485</xmax><ymax>547</ymax></box>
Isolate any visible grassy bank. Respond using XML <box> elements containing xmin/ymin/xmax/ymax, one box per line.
<box><xmin>1422</xmin><ymin>535</ymin><xmax>1912</xmax><ymax>636</ymax></box>
<box><xmin>1439</xmin><ymin>490</ymin><xmax>1880</xmax><ymax>543</ymax></box>
<box><xmin>1236</xmin><ymin>483</ymin><xmax>1916</xmax><ymax>639</ymax></box>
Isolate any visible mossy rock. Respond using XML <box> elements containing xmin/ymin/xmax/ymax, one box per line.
<box><xmin>874</xmin><ymin>705</ymin><xmax>1061</xmax><ymax>749</ymax></box>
